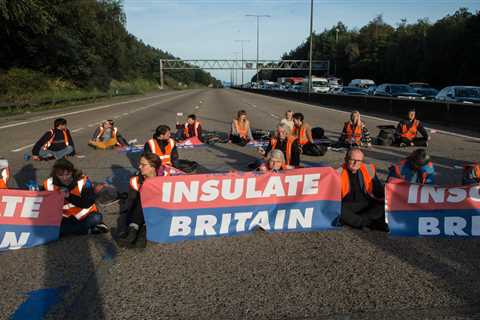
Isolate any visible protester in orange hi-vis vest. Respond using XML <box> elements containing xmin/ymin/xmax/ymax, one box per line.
<box><xmin>144</xmin><ymin>125</ymin><xmax>179</xmax><ymax>167</ymax></box>
<box><xmin>117</xmin><ymin>153</ymin><xmax>162</xmax><ymax>248</ymax></box>
<box><xmin>395</xmin><ymin>109</ymin><xmax>430</xmax><ymax>147</ymax></box>
<box><xmin>337</xmin><ymin>147</ymin><xmax>388</xmax><ymax>232</ymax></box>
<box><xmin>88</xmin><ymin>120</ymin><xmax>129</xmax><ymax>149</ymax></box>
<box><xmin>182</xmin><ymin>114</ymin><xmax>203</xmax><ymax>141</ymax></box>
<box><xmin>32</xmin><ymin>118</ymin><xmax>75</xmax><ymax>160</ymax></box>
<box><xmin>292</xmin><ymin>112</ymin><xmax>324</xmax><ymax>156</ymax></box>
<box><xmin>387</xmin><ymin>148</ymin><xmax>435</xmax><ymax>184</ymax></box>
<box><xmin>338</xmin><ymin>111</ymin><xmax>372</xmax><ymax>147</ymax></box>
<box><xmin>229</xmin><ymin>110</ymin><xmax>253</xmax><ymax>146</ymax></box>
<box><xmin>42</xmin><ymin>159</ymin><xmax>108</xmax><ymax>236</ymax></box>
<box><xmin>463</xmin><ymin>163</ymin><xmax>480</xmax><ymax>185</ymax></box>
<box><xmin>0</xmin><ymin>158</ymin><xmax>10</xmax><ymax>189</ymax></box>
<box><xmin>259</xmin><ymin>122</ymin><xmax>300</xmax><ymax>168</ymax></box>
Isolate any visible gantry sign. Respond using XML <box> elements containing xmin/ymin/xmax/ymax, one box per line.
<box><xmin>159</xmin><ymin>59</ymin><xmax>330</xmax><ymax>88</ymax></box>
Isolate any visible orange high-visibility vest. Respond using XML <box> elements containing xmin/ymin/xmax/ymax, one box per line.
<box><xmin>130</xmin><ymin>176</ymin><xmax>141</xmax><ymax>192</ymax></box>
<box><xmin>147</xmin><ymin>138</ymin><xmax>175</xmax><ymax>165</ymax></box>
<box><xmin>270</xmin><ymin>136</ymin><xmax>297</xmax><ymax>167</ymax></box>
<box><xmin>293</xmin><ymin>126</ymin><xmax>308</xmax><ymax>145</ymax></box>
<box><xmin>338</xmin><ymin>163</ymin><xmax>376</xmax><ymax>199</ymax></box>
<box><xmin>44</xmin><ymin>129</ymin><xmax>69</xmax><ymax>150</ymax></box>
<box><xmin>234</xmin><ymin>119</ymin><xmax>249</xmax><ymax>139</ymax></box>
<box><xmin>400</xmin><ymin>120</ymin><xmax>420</xmax><ymax>141</ymax></box>
<box><xmin>0</xmin><ymin>167</ymin><xmax>9</xmax><ymax>189</ymax></box>
<box><xmin>344</xmin><ymin>122</ymin><xmax>363</xmax><ymax>144</ymax></box>
<box><xmin>96</xmin><ymin>127</ymin><xmax>118</xmax><ymax>140</ymax></box>
<box><xmin>184</xmin><ymin>121</ymin><xmax>200</xmax><ymax>138</ymax></box>
<box><xmin>43</xmin><ymin>176</ymin><xmax>97</xmax><ymax>220</ymax></box>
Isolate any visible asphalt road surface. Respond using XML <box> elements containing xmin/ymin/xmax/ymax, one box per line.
<box><xmin>1</xmin><ymin>89</ymin><xmax>479</xmax><ymax>320</ymax></box>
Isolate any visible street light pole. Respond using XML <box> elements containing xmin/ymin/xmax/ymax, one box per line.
<box><xmin>246</xmin><ymin>14</ymin><xmax>270</xmax><ymax>84</ymax></box>
<box><xmin>233</xmin><ymin>51</ymin><xmax>240</xmax><ymax>86</ymax></box>
<box><xmin>335</xmin><ymin>27</ymin><xmax>339</xmax><ymax>76</ymax></box>
<box><xmin>308</xmin><ymin>0</ymin><xmax>314</xmax><ymax>95</ymax></box>
<box><xmin>235</xmin><ymin>39</ymin><xmax>250</xmax><ymax>86</ymax></box>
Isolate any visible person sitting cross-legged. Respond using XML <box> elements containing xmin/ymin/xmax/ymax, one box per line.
<box><xmin>338</xmin><ymin>148</ymin><xmax>388</xmax><ymax>232</ymax></box>
<box><xmin>32</xmin><ymin>118</ymin><xmax>75</xmax><ymax>160</ymax></box>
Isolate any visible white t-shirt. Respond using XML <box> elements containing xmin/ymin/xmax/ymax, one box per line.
<box><xmin>280</xmin><ymin>118</ymin><xmax>294</xmax><ymax>131</ymax></box>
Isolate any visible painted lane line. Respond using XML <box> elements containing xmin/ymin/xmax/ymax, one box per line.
<box><xmin>237</xmin><ymin>90</ymin><xmax>480</xmax><ymax>142</ymax></box>
<box><xmin>10</xmin><ymin>91</ymin><xmax>195</xmax><ymax>153</ymax></box>
<box><xmin>122</xmin><ymin>113</ymin><xmax>129</xmax><ymax>116</ymax></box>
<box><xmin>11</xmin><ymin>143</ymin><xmax>35</xmax><ymax>152</ymax></box>
<box><xmin>113</xmin><ymin>115</ymin><xmax>121</xmax><ymax>119</ymax></box>
<box><xmin>0</xmin><ymin>91</ymin><xmax>182</xmax><ymax>130</ymax></box>
<box><xmin>71</xmin><ymin>128</ymin><xmax>84</xmax><ymax>133</ymax></box>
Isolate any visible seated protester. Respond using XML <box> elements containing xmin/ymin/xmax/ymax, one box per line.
<box><xmin>338</xmin><ymin>111</ymin><xmax>372</xmax><ymax>148</ymax></box>
<box><xmin>43</xmin><ymin>159</ymin><xmax>108</xmax><ymax>236</ymax></box>
<box><xmin>395</xmin><ymin>109</ymin><xmax>430</xmax><ymax>147</ymax></box>
<box><xmin>292</xmin><ymin>112</ymin><xmax>322</xmax><ymax>156</ymax></box>
<box><xmin>258</xmin><ymin>150</ymin><xmax>287</xmax><ymax>173</ymax></box>
<box><xmin>462</xmin><ymin>164</ymin><xmax>480</xmax><ymax>185</ymax></box>
<box><xmin>88</xmin><ymin>120</ymin><xmax>128</xmax><ymax>149</ymax></box>
<box><xmin>387</xmin><ymin>148</ymin><xmax>435</xmax><ymax>184</ymax></box>
<box><xmin>229</xmin><ymin>110</ymin><xmax>253</xmax><ymax>145</ymax></box>
<box><xmin>0</xmin><ymin>158</ymin><xmax>9</xmax><ymax>189</ymax></box>
<box><xmin>183</xmin><ymin>114</ymin><xmax>203</xmax><ymax>141</ymax></box>
<box><xmin>338</xmin><ymin>148</ymin><xmax>388</xmax><ymax>231</ymax></box>
<box><xmin>144</xmin><ymin>125</ymin><xmax>179</xmax><ymax>167</ymax></box>
<box><xmin>32</xmin><ymin>118</ymin><xmax>75</xmax><ymax>160</ymax></box>
<box><xmin>260</xmin><ymin>123</ymin><xmax>300</xmax><ymax>168</ymax></box>
<box><xmin>279</xmin><ymin>110</ymin><xmax>294</xmax><ymax>132</ymax></box>
<box><xmin>117</xmin><ymin>153</ymin><xmax>161</xmax><ymax>247</ymax></box>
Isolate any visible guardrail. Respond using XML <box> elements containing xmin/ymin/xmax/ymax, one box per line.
<box><xmin>236</xmin><ymin>88</ymin><xmax>480</xmax><ymax>132</ymax></box>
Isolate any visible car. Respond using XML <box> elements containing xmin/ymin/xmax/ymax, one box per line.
<box><xmin>374</xmin><ymin>83</ymin><xmax>421</xmax><ymax>99</ymax></box>
<box><xmin>338</xmin><ymin>86</ymin><xmax>369</xmax><ymax>96</ymax></box>
<box><xmin>435</xmin><ymin>86</ymin><xmax>480</xmax><ymax>104</ymax></box>
<box><xmin>409</xmin><ymin>82</ymin><xmax>432</xmax><ymax>89</ymax></box>
<box><xmin>349</xmin><ymin>79</ymin><xmax>376</xmax><ymax>88</ymax></box>
<box><xmin>414</xmin><ymin>88</ymin><xmax>439</xmax><ymax>100</ymax></box>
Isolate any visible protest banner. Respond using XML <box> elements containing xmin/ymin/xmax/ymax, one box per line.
<box><xmin>0</xmin><ymin>189</ymin><xmax>64</xmax><ymax>251</ymax></box>
<box><xmin>386</xmin><ymin>181</ymin><xmax>480</xmax><ymax>236</ymax></box>
<box><xmin>141</xmin><ymin>167</ymin><xmax>341</xmax><ymax>243</ymax></box>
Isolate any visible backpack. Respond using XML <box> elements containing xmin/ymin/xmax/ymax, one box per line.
<box><xmin>376</xmin><ymin>125</ymin><xmax>396</xmax><ymax>146</ymax></box>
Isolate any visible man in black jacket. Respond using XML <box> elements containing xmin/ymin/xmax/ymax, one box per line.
<box><xmin>32</xmin><ymin>118</ymin><xmax>75</xmax><ymax>160</ymax></box>
<box><xmin>394</xmin><ymin>109</ymin><xmax>430</xmax><ymax>147</ymax></box>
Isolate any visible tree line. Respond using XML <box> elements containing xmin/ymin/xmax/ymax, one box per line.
<box><xmin>0</xmin><ymin>0</ymin><xmax>220</xmax><ymax>91</ymax></box>
<box><xmin>264</xmin><ymin>8</ymin><xmax>479</xmax><ymax>88</ymax></box>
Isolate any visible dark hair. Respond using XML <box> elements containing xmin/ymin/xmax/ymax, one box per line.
<box><xmin>408</xmin><ymin>108</ymin><xmax>416</xmax><ymax>113</ymax></box>
<box><xmin>408</xmin><ymin>148</ymin><xmax>430</xmax><ymax>166</ymax></box>
<box><xmin>50</xmin><ymin>159</ymin><xmax>83</xmax><ymax>185</ymax></box>
<box><xmin>187</xmin><ymin>114</ymin><xmax>196</xmax><ymax>120</ymax></box>
<box><xmin>293</xmin><ymin>112</ymin><xmax>304</xmax><ymax>122</ymax></box>
<box><xmin>140</xmin><ymin>153</ymin><xmax>162</xmax><ymax>170</ymax></box>
<box><xmin>237</xmin><ymin>110</ymin><xmax>247</xmax><ymax>119</ymax></box>
<box><xmin>54</xmin><ymin>118</ymin><xmax>67</xmax><ymax>128</ymax></box>
<box><xmin>154</xmin><ymin>125</ymin><xmax>171</xmax><ymax>138</ymax></box>
<box><xmin>106</xmin><ymin>119</ymin><xmax>114</xmax><ymax>126</ymax></box>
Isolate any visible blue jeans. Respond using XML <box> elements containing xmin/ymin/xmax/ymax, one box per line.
<box><xmin>60</xmin><ymin>212</ymin><xmax>103</xmax><ymax>236</ymax></box>
<box><xmin>39</xmin><ymin>146</ymin><xmax>74</xmax><ymax>159</ymax></box>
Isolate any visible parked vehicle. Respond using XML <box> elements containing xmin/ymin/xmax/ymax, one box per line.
<box><xmin>414</xmin><ymin>88</ymin><xmax>439</xmax><ymax>100</ymax></box>
<box><xmin>409</xmin><ymin>82</ymin><xmax>432</xmax><ymax>89</ymax></box>
<box><xmin>435</xmin><ymin>86</ymin><xmax>480</xmax><ymax>104</ymax></box>
<box><xmin>374</xmin><ymin>83</ymin><xmax>421</xmax><ymax>99</ymax></box>
<box><xmin>349</xmin><ymin>79</ymin><xmax>376</xmax><ymax>89</ymax></box>
<box><xmin>303</xmin><ymin>77</ymin><xmax>330</xmax><ymax>93</ymax></box>
<box><xmin>327</xmin><ymin>77</ymin><xmax>342</xmax><ymax>91</ymax></box>
<box><xmin>338</xmin><ymin>86</ymin><xmax>369</xmax><ymax>96</ymax></box>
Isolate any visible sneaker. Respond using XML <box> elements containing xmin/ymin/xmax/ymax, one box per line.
<box><xmin>91</xmin><ymin>223</ymin><xmax>109</xmax><ymax>234</ymax></box>
<box><xmin>399</xmin><ymin>142</ymin><xmax>407</xmax><ymax>148</ymax></box>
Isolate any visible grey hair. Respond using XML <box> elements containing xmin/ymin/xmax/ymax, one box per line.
<box><xmin>267</xmin><ymin>149</ymin><xmax>286</xmax><ymax>163</ymax></box>
<box><xmin>277</xmin><ymin>122</ymin><xmax>292</xmax><ymax>136</ymax></box>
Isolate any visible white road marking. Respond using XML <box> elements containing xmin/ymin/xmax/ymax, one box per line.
<box><xmin>123</xmin><ymin>113</ymin><xmax>129</xmax><ymax>116</ymax></box>
<box><xmin>9</xmin><ymin>91</ymin><xmax>194</xmax><ymax>153</ymax></box>
<box><xmin>370</xmin><ymin>147</ymin><xmax>456</xmax><ymax>170</ymax></box>
<box><xmin>113</xmin><ymin>115</ymin><xmax>121</xmax><ymax>119</ymax></box>
<box><xmin>237</xmin><ymin>90</ymin><xmax>480</xmax><ymax>142</ymax></box>
<box><xmin>11</xmin><ymin>143</ymin><xmax>35</xmax><ymax>152</ymax></box>
<box><xmin>0</xmin><ymin>91</ymin><xmax>181</xmax><ymax>130</ymax></box>
<box><xmin>71</xmin><ymin>128</ymin><xmax>84</xmax><ymax>133</ymax></box>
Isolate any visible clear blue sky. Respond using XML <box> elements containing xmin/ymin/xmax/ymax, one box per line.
<box><xmin>123</xmin><ymin>0</ymin><xmax>480</xmax><ymax>83</ymax></box>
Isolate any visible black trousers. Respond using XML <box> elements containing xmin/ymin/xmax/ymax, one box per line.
<box><xmin>395</xmin><ymin>137</ymin><xmax>428</xmax><ymax>146</ymax></box>
<box><xmin>341</xmin><ymin>200</ymin><xmax>385</xmax><ymax>229</ymax></box>
<box><xmin>127</xmin><ymin>201</ymin><xmax>145</xmax><ymax>227</ymax></box>
<box><xmin>230</xmin><ymin>134</ymin><xmax>249</xmax><ymax>146</ymax></box>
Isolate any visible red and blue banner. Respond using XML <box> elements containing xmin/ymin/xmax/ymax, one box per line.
<box><xmin>141</xmin><ymin>167</ymin><xmax>341</xmax><ymax>243</ymax></box>
<box><xmin>386</xmin><ymin>180</ymin><xmax>480</xmax><ymax>236</ymax></box>
<box><xmin>0</xmin><ymin>189</ymin><xmax>64</xmax><ymax>251</ymax></box>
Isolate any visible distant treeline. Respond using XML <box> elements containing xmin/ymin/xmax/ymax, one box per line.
<box><xmin>262</xmin><ymin>8</ymin><xmax>479</xmax><ymax>88</ymax></box>
<box><xmin>0</xmin><ymin>0</ymin><xmax>220</xmax><ymax>91</ymax></box>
